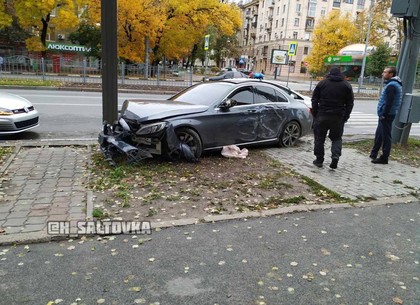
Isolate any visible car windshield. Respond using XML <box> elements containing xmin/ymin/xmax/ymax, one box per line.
<box><xmin>170</xmin><ymin>83</ymin><xmax>234</xmax><ymax>106</ymax></box>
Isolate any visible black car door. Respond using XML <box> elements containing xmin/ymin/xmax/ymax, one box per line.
<box><xmin>254</xmin><ymin>85</ymin><xmax>289</xmax><ymax>140</ymax></box>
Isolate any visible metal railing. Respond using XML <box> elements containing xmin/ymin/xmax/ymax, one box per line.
<box><xmin>0</xmin><ymin>58</ymin><xmax>194</xmax><ymax>88</ymax></box>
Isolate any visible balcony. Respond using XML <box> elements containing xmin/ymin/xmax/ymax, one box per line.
<box><xmin>305</xmin><ymin>17</ymin><xmax>315</xmax><ymax>31</ymax></box>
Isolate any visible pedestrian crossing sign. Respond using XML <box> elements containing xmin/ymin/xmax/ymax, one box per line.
<box><xmin>204</xmin><ymin>35</ymin><xmax>210</xmax><ymax>51</ymax></box>
<box><xmin>288</xmin><ymin>41</ymin><xmax>298</xmax><ymax>56</ymax></box>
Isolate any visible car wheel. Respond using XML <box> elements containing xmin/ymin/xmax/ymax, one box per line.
<box><xmin>280</xmin><ymin>121</ymin><xmax>301</xmax><ymax>147</ymax></box>
<box><xmin>175</xmin><ymin>127</ymin><xmax>203</xmax><ymax>158</ymax></box>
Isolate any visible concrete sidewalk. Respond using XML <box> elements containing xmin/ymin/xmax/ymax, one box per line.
<box><xmin>0</xmin><ymin>137</ymin><xmax>418</xmax><ymax>245</ymax></box>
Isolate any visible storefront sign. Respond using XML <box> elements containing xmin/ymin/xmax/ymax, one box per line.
<box><xmin>324</xmin><ymin>55</ymin><xmax>353</xmax><ymax>63</ymax></box>
<box><xmin>47</xmin><ymin>43</ymin><xmax>91</xmax><ymax>53</ymax></box>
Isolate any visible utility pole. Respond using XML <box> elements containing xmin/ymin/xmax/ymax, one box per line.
<box><xmin>357</xmin><ymin>0</ymin><xmax>374</xmax><ymax>94</ymax></box>
<box><xmin>391</xmin><ymin>0</ymin><xmax>420</xmax><ymax>144</ymax></box>
<box><xmin>101</xmin><ymin>0</ymin><xmax>118</xmax><ymax>125</ymax></box>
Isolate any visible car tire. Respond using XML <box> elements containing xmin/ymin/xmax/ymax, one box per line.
<box><xmin>175</xmin><ymin>127</ymin><xmax>203</xmax><ymax>159</ymax></box>
<box><xmin>279</xmin><ymin>121</ymin><xmax>301</xmax><ymax>147</ymax></box>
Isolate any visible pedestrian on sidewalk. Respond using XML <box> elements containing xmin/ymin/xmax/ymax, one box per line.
<box><xmin>370</xmin><ymin>67</ymin><xmax>403</xmax><ymax>164</ymax></box>
<box><xmin>311</xmin><ymin>67</ymin><xmax>354</xmax><ymax>169</ymax></box>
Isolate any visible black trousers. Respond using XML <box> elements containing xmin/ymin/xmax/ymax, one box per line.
<box><xmin>313</xmin><ymin>115</ymin><xmax>345</xmax><ymax>160</ymax></box>
<box><xmin>370</xmin><ymin>117</ymin><xmax>394</xmax><ymax>160</ymax></box>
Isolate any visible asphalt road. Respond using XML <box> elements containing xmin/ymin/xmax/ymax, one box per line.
<box><xmin>0</xmin><ymin>202</ymin><xmax>418</xmax><ymax>305</ymax></box>
<box><xmin>0</xmin><ymin>89</ymin><xmax>169</xmax><ymax>141</ymax></box>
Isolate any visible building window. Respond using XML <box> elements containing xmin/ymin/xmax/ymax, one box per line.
<box><xmin>321</xmin><ymin>7</ymin><xmax>326</xmax><ymax>15</ymax></box>
<box><xmin>293</xmin><ymin>32</ymin><xmax>298</xmax><ymax>39</ymax></box>
<box><xmin>277</xmin><ymin>7</ymin><xmax>279</xmax><ymax>15</ymax></box>
<box><xmin>357</xmin><ymin>0</ymin><xmax>365</xmax><ymax>5</ymax></box>
<box><xmin>281</xmin><ymin>18</ymin><xmax>284</xmax><ymax>27</ymax></box>
<box><xmin>276</xmin><ymin>20</ymin><xmax>278</xmax><ymax>28</ymax></box>
<box><xmin>300</xmin><ymin>61</ymin><xmax>307</xmax><ymax>74</ymax></box>
<box><xmin>296</xmin><ymin>3</ymin><xmax>301</xmax><ymax>12</ymax></box>
<box><xmin>308</xmin><ymin>2</ymin><xmax>316</xmax><ymax>17</ymax></box>
<box><xmin>344</xmin><ymin>0</ymin><xmax>354</xmax><ymax>3</ymax></box>
<box><xmin>294</xmin><ymin>18</ymin><xmax>299</xmax><ymax>27</ymax></box>
<box><xmin>283</xmin><ymin>4</ymin><xmax>286</xmax><ymax>13</ymax></box>
<box><xmin>333</xmin><ymin>0</ymin><xmax>341</xmax><ymax>8</ymax></box>
<box><xmin>303</xmin><ymin>46</ymin><xmax>309</xmax><ymax>55</ymax></box>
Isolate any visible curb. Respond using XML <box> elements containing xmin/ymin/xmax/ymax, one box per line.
<box><xmin>0</xmin><ymin>144</ymin><xmax>21</xmax><ymax>176</ymax></box>
<box><xmin>1</xmin><ymin>195</ymin><xmax>417</xmax><ymax>246</ymax></box>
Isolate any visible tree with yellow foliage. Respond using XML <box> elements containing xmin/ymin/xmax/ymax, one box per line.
<box><xmin>10</xmin><ymin>0</ymin><xmax>87</xmax><ymax>54</ymax></box>
<box><xmin>0</xmin><ymin>1</ymin><xmax>12</xmax><ymax>29</ymax></box>
<box><xmin>86</xmin><ymin>0</ymin><xmax>241</xmax><ymax>64</ymax></box>
<box><xmin>155</xmin><ymin>0</ymin><xmax>241</xmax><ymax>64</ymax></box>
<box><xmin>355</xmin><ymin>0</ymin><xmax>403</xmax><ymax>51</ymax></box>
<box><xmin>306</xmin><ymin>10</ymin><xmax>358</xmax><ymax>76</ymax></box>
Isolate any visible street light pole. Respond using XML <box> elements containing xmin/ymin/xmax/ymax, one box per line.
<box><xmin>357</xmin><ymin>0</ymin><xmax>374</xmax><ymax>94</ymax></box>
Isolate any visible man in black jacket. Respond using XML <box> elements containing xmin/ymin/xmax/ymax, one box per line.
<box><xmin>311</xmin><ymin>67</ymin><xmax>354</xmax><ymax>169</ymax></box>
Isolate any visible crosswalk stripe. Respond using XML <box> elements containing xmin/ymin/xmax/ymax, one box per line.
<box><xmin>346</xmin><ymin>112</ymin><xmax>420</xmax><ymax>129</ymax></box>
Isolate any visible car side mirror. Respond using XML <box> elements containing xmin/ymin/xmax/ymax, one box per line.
<box><xmin>219</xmin><ymin>99</ymin><xmax>237</xmax><ymax>109</ymax></box>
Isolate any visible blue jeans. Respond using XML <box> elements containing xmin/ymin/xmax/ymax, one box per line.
<box><xmin>371</xmin><ymin>117</ymin><xmax>394</xmax><ymax>160</ymax></box>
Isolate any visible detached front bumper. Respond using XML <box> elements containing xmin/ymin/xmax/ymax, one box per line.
<box><xmin>98</xmin><ymin>131</ymin><xmax>154</xmax><ymax>165</ymax></box>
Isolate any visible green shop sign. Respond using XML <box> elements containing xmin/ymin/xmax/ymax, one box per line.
<box><xmin>324</xmin><ymin>55</ymin><xmax>353</xmax><ymax>63</ymax></box>
<box><xmin>47</xmin><ymin>42</ymin><xmax>91</xmax><ymax>53</ymax></box>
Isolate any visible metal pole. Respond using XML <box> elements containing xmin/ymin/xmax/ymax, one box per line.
<box><xmin>101</xmin><ymin>0</ymin><xmax>118</xmax><ymax>125</ymax></box>
<box><xmin>357</xmin><ymin>0</ymin><xmax>374</xmax><ymax>94</ymax></box>
<box><xmin>41</xmin><ymin>57</ymin><xmax>46</xmax><ymax>81</ymax></box>
<box><xmin>82</xmin><ymin>59</ymin><xmax>87</xmax><ymax>83</ymax></box>
<box><xmin>121</xmin><ymin>62</ymin><xmax>125</xmax><ymax>85</ymax></box>
<box><xmin>392</xmin><ymin>12</ymin><xmax>420</xmax><ymax>144</ymax></box>
<box><xmin>144</xmin><ymin>36</ymin><xmax>149</xmax><ymax>79</ymax></box>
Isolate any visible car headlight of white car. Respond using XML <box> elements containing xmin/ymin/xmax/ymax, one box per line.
<box><xmin>0</xmin><ymin>107</ymin><xmax>14</xmax><ymax>115</ymax></box>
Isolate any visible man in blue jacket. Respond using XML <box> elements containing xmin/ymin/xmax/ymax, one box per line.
<box><xmin>370</xmin><ymin>67</ymin><xmax>403</xmax><ymax>164</ymax></box>
<box><xmin>311</xmin><ymin>67</ymin><xmax>354</xmax><ymax>169</ymax></box>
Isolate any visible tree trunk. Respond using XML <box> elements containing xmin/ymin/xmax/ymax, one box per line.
<box><xmin>40</xmin><ymin>14</ymin><xmax>50</xmax><ymax>58</ymax></box>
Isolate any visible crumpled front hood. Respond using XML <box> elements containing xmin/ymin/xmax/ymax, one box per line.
<box><xmin>121</xmin><ymin>99</ymin><xmax>209</xmax><ymax>122</ymax></box>
<box><xmin>0</xmin><ymin>92</ymin><xmax>33</xmax><ymax>110</ymax></box>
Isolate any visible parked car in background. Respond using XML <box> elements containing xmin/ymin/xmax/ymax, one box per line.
<box><xmin>99</xmin><ymin>79</ymin><xmax>313</xmax><ymax>164</ymax></box>
<box><xmin>2</xmin><ymin>55</ymin><xmax>32</xmax><ymax>71</ymax></box>
<box><xmin>0</xmin><ymin>92</ymin><xmax>39</xmax><ymax>134</ymax></box>
<box><xmin>203</xmin><ymin>71</ymin><xmax>249</xmax><ymax>81</ymax></box>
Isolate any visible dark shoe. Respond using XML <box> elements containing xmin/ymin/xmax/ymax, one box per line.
<box><xmin>313</xmin><ymin>157</ymin><xmax>324</xmax><ymax>168</ymax></box>
<box><xmin>369</xmin><ymin>154</ymin><xmax>376</xmax><ymax>160</ymax></box>
<box><xmin>329</xmin><ymin>158</ymin><xmax>338</xmax><ymax>169</ymax></box>
<box><xmin>371</xmin><ymin>157</ymin><xmax>388</xmax><ymax>164</ymax></box>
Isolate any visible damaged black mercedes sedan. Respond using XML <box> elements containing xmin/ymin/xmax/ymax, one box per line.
<box><xmin>99</xmin><ymin>79</ymin><xmax>313</xmax><ymax>163</ymax></box>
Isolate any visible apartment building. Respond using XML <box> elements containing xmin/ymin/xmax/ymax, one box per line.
<box><xmin>238</xmin><ymin>0</ymin><xmax>372</xmax><ymax>78</ymax></box>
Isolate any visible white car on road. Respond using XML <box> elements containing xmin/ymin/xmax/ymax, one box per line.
<box><xmin>0</xmin><ymin>92</ymin><xmax>39</xmax><ymax>134</ymax></box>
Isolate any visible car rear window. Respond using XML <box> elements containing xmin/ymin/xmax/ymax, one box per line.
<box><xmin>170</xmin><ymin>83</ymin><xmax>233</xmax><ymax>106</ymax></box>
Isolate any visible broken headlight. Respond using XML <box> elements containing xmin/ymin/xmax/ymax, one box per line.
<box><xmin>136</xmin><ymin>122</ymin><xmax>167</xmax><ymax>135</ymax></box>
